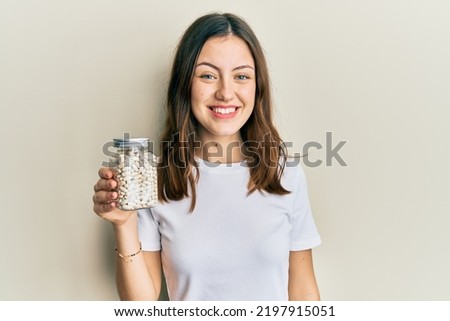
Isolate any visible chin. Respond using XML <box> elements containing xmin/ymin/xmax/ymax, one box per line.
<box><xmin>209</xmin><ymin>128</ymin><xmax>241</xmax><ymax>139</ymax></box>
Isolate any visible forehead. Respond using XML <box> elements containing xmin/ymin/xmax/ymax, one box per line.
<box><xmin>197</xmin><ymin>35</ymin><xmax>254</xmax><ymax>66</ymax></box>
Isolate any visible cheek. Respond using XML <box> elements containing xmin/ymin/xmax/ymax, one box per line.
<box><xmin>190</xmin><ymin>83</ymin><xmax>199</xmax><ymax>102</ymax></box>
<box><xmin>240</xmin><ymin>85</ymin><xmax>256</xmax><ymax>105</ymax></box>
<box><xmin>191</xmin><ymin>83</ymin><xmax>210</xmax><ymax>104</ymax></box>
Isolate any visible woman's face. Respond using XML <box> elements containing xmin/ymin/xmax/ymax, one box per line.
<box><xmin>190</xmin><ymin>35</ymin><xmax>256</xmax><ymax>144</ymax></box>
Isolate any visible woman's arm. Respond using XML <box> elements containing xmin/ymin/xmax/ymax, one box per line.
<box><xmin>114</xmin><ymin>213</ymin><xmax>162</xmax><ymax>300</ymax></box>
<box><xmin>288</xmin><ymin>249</ymin><xmax>320</xmax><ymax>301</ymax></box>
<box><xmin>93</xmin><ymin>168</ymin><xmax>161</xmax><ymax>300</ymax></box>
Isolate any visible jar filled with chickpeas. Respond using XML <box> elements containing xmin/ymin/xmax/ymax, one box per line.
<box><xmin>109</xmin><ymin>138</ymin><xmax>158</xmax><ymax>211</ymax></box>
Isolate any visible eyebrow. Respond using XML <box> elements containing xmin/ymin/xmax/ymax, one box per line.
<box><xmin>195</xmin><ymin>62</ymin><xmax>254</xmax><ymax>71</ymax></box>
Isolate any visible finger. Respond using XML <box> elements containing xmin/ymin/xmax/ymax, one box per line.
<box><xmin>93</xmin><ymin>190</ymin><xmax>118</xmax><ymax>204</ymax></box>
<box><xmin>93</xmin><ymin>201</ymin><xmax>117</xmax><ymax>215</ymax></box>
<box><xmin>98</xmin><ymin>167</ymin><xmax>114</xmax><ymax>179</ymax></box>
<box><xmin>94</xmin><ymin>178</ymin><xmax>117</xmax><ymax>192</ymax></box>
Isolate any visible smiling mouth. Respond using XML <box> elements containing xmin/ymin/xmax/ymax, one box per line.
<box><xmin>208</xmin><ymin>106</ymin><xmax>239</xmax><ymax>115</ymax></box>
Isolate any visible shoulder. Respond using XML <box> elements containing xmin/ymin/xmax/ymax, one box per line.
<box><xmin>280</xmin><ymin>158</ymin><xmax>308</xmax><ymax>191</ymax></box>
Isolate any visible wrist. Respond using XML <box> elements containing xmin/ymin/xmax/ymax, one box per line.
<box><xmin>112</xmin><ymin>211</ymin><xmax>138</xmax><ymax>232</ymax></box>
<box><xmin>112</xmin><ymin>212</ymin><xmax>141</xmax><ymax>249</ymax></box>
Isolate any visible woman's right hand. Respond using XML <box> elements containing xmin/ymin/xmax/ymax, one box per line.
<box><xmin>93</xmin><ymin>167</ymin><xmax>135</xmax><ymax>226</ymax></box>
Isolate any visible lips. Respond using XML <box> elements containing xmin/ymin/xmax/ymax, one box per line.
<box><xmin>208</xmin><ymin>105</ymin><xmax>240</xmax><ymax>119</ymax></box>
<box><xmin>210</xmin><ymin>107</ymin><xmax>237</xmax><ymax>114</ymax></box>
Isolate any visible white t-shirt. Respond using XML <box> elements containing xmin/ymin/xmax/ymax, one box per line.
<box><xmin>137</xmin><ymin>158</ymin><xmax>321</xmax><ymax>301</ymax></box>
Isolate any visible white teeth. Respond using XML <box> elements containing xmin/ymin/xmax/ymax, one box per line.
<box><xmin>212</xmin><ymin>107</ymin><xmax>236</xmax><ymax>114</ymax></box>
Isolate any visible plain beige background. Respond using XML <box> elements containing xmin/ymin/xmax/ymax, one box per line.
<box><xmin>1</xmin><ymin>0</ymin><xmax>449</xmax><ymax>300</ymax></box>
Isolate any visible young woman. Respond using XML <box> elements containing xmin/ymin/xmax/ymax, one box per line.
<box><xmin>93</xmin><ymin>12</ymin><xmax>321</xmax><ymax>301</ymax></box>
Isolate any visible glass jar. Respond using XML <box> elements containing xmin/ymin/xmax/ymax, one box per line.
<box><xmin>109</xmin><ymin>138</ymin><xmax>158</xmax><ymax>211</ymax></box>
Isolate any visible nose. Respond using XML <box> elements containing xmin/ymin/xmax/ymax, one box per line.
<box><xmin>215</xmin><ymin>78</ymin><xmax>233</xmax><ymax>102</ymax></box>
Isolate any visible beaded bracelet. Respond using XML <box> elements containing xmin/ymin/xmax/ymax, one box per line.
<box><xmin>115</xmin><ymin>242</ymin><xmax>142</xmax><ymax>263</ymax></box>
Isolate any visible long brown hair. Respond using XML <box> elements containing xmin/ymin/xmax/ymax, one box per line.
<box><xmin>158</xmin><ymin>13</ymin><xmax>289</xmax><ymax>212</ymax></box>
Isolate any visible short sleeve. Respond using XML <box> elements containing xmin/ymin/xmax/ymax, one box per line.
<box><xmin>137</xmin><ymin>208</ymin><xmax>161</xmax><ymax>251</ymax></box>
<box><xmin>289</xmin><ymin>165</ymin><xmax>322</xmax><ymax>251</ymax></box>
